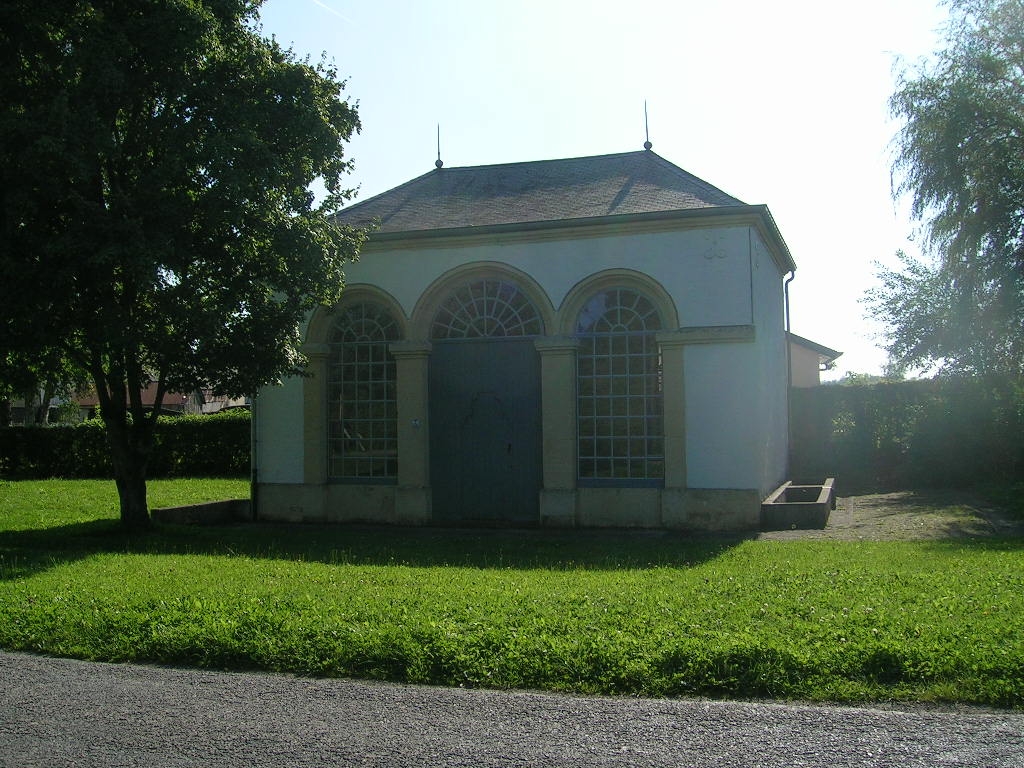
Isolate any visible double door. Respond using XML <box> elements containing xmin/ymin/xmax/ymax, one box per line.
<box><xmin>428</xmin><ymin>340</ymin><xmax>541</xmax><ymax>524</ymax></box>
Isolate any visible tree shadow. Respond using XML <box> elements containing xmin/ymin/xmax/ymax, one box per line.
<box><xmin>0</xmin><ymin>520</ymin><xmax>754</xmax><ymax>580</ymax></box>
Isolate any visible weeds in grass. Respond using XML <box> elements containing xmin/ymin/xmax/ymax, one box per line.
<box><xmin>1</xmin><ymin>480</ymin><xmax>1023</xmax><ymax>707</ymax></box>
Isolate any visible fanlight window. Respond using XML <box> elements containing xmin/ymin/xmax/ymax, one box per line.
<box><xmin>576</xmin><ymin>288</ymin><xmax>664</xmax><ymax>482</ymax></box>
<box><xmin>431</xmin><ymin>278</ymin><xmax>542</xmax><ymax>339</ymax></box>
<box><xmin>328</xmin><ymin>302</ymin><xmax>400</xmax><ymax>480</ymax></box>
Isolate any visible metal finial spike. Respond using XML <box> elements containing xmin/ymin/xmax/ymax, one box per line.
<box><xmin>644</xmin><ymin>101</ymin><xmax>652</xmax><ymax>150</ymax></box>
<box><xmin>435</xmin><ymin>124</ymin><xmax>443</xmax><ymax>168</ymax></box>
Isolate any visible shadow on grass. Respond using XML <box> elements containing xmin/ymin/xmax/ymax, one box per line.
<box><xmin>0</xmin><ymin>520</ymin><xmax>752</xmax><ymax>580</ymax></box>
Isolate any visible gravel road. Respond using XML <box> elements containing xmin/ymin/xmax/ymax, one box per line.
<box><xmin>2</xmin><ymin>651</ymin><xmax>1022</xmax><ymax>767</ymax></box>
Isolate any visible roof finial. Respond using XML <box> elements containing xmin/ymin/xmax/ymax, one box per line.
<box><xmin>435</xmin><ymin>124</ymin><xmax>443</xmax><ymax>169</ymax></box>
<box><xmin>643</xmin><ymin>101</ymin><xmax>653</xmax><ymax>150</ymax></box>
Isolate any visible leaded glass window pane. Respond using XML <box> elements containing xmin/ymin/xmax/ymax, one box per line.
<box><xmin>431</xmin><ymin>278</ymin><xmax>542</xmax><ymax>339</ymax></box>
<box><xmin>576</xmin><ymin>289</ymin><xmax>664</xmax><ymax>482</ymax></box>
<box><xmin>328</xmin><ymin>303</ymin><xmax>400</xmax><ymax>480</ymax></box>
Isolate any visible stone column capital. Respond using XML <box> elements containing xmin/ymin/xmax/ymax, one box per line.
<box><xmin>534</xmin><ymin>336</ymin><xmax>579</xmax><ymax>355</ymax></box>
<box><xmin>389</xmin><ymin>339</ymin><xmax>433</xmax><ymax>359</ymax></box>
<box><xmin>301</xmin><ymin>342</ymin><xmax>331</xmax><ymax>359</ymax></box>
<box><xmin>656</xmin><ymin>325</ymin><xmax>755</xmax><ymax>347</ymax></box>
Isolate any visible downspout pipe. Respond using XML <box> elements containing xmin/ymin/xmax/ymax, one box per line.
<box><xmin>784</xmin><ymin>270</ymin><xmax>796</xmax><ymax>478</ymax></box>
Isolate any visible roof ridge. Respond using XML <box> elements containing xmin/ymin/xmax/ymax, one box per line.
<box><xmin>433</xmin><ymin>149</ymin><xmax>648</xmax><ymax>173</ymax></box>
<box><xmin>335</xmin><ymin>167</ymin><xmax>440</xmax><ymax>217</ymax></box>
<box><xmin>639</xmin><ymin>151</ymin><xmax>745</xmax><ymax>206</ymax></box>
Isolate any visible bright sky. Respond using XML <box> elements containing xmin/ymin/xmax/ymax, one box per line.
<box><xmin>258</xmin><ymin>0</ymin><xmax>949</xmax><ymax>380</ymax></box>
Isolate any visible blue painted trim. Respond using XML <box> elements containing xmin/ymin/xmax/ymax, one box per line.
<box><xmin>577</xmin><ymin>479</ymin><xmax>664</xmax><ymax>489</ymax></box>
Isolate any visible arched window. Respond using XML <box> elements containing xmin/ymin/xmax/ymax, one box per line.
<box><xmin>328</xmin><ymin>302</ymin><xmax>400</xmax><ymax>480</ymax></box>
<box><xmin>431</xmin><ymin>278</ymin><xmax>543</xmax><ymax>339</ymax></box>
<box><xmin>575</xmin><ymin>288</ymin><xmax>664</xmax><ymax>483</ymax></box>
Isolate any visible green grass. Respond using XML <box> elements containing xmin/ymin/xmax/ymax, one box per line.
<box><xmin>0</xmin><ymin>478</ymin><xmax>250</xmax><ymax>532</ymax></box>
<box><xmin>1</xmin><ymin>479</ymin><xmax>1023</xmax><ymax>707</ymax></box>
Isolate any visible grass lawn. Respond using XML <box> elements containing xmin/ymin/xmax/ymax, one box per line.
<box><xmin>1</xmin><ymin>478</ymin><xmax>1022</xmax><ymax>707</ymax></box>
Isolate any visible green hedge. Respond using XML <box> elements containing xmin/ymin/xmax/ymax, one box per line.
<box><xmin>791</xmin><ymin>378</ymin><xmax>1024</xmax><ymax>492</ymax></box>
<box><xmin>0</xmin><ymin>410</ymin><xmax>250</xmax><ymax>479</ymax></box>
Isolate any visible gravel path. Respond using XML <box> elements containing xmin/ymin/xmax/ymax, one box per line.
<box><xmin>2</xmin><ymin>651</ymin><xmax>1022</xmax><ymax>767</ymax></box>
<box><xmin>757</xmin><ymin>489</ymin><xmax>1024</xmax><ymax>541</ymax></box>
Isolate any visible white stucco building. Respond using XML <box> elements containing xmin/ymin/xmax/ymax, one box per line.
<box><xmin>253</xmin><ymin>149</ymin><xmax>798</xmax><ymax>530</ymax></box>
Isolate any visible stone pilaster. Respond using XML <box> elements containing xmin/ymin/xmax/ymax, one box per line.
<box><xmin>534</xmin><ymin>336</ymin><xmax>579</xmax><ymax>526</ymax></box>
<box><xmin>389</xmin><ymin>340</ymin><xmax>433</xmax><ymax>522</ymax></box>
<box><xmin>301</xmin><ymin>342</ymin><xmax>330</xmax><ymax>485</ymax></box>
<box><xmin>655</xmin><ymin>332</ymin><xmax>688</xmax><ymax>490</ymax></box>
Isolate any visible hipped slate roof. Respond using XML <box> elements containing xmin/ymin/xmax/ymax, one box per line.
<box><xmin>333</xmin><ymin>150</ymin><xmax>747</xmax><ymax>233</ymax></box>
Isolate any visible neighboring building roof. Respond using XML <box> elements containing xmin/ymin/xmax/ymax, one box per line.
<box><xmin>788</xmin><ymin>332</ymin><xmax>843</xmax><ymax>368</ymax></box>
<box><xmin>334</xmin><ymin>150</ymin><xmax>746</xmax><ymax>233</ymax></box>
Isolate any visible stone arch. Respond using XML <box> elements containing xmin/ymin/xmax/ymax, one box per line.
<box><xmin>304</xmin><ymin>285</ymin><xmax>409</xmax><ymax>347</ymax></box>
<box><xmin>557</xmin><ymin>269</ymin><xmax>679</xmax><ymax>337</ymax></box>
<box><xmin>410</xmin><ymin>262</ymin><xmax>555</xmax><ymax>341</ymax></box>
<box><xmin>562</xmin><ymin>270</ymin><xmax>675</xmax><ymax>484</ymax></box>
<box><xmin>300</xmin><ymin>286</ymin><xmax>407</xmax><ymax>486</ymax></box>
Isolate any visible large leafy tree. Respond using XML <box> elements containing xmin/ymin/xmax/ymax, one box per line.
<box><xmin>867</xmin><ymin>0</ymin><xmax>1024</xmax><ymax>377</ymax></box>
<box><xmin>0</xmin><ymin>0</ymin><xmax>366</xmax><ymax>529</ymax></box>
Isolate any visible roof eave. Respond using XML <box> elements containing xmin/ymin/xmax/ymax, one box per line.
<box><xmin>359</xmin><ymin>204</ymin><xmax>798</xmax><ymax>273</ymax></box>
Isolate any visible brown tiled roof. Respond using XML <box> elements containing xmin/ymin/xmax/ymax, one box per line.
<box><xmin>334</xmin><ymin>150</ymin><xmax>745</xmax><ymax>233</ymax></box>
<box><xmin>787</xmin><ymin>332</ymin><xmax>843</xmax><ymax>363</ymax></box>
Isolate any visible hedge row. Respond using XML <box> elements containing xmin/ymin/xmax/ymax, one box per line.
<box><xmin>790</xmin><ymin>378</ymin><xmax>1024</xmax><ymax>492</ymax></box>
<box><xmin>0</xmin><ymin>410</ymin><xmax>250</xmax><ymax>479</ymax></box>
<box><xmin>5</xmin><ymin>381</ymin><xmax>1020</xmax><ymax>489</ymax></box>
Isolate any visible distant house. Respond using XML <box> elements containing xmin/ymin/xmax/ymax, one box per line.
<box><xmin>788</xmin><ymin>332</ymin><xmax>842</xmax><ymax>388</ymax></box>
<box><xmin>254</xmin><ymin>149</ymin><xmax>800</xmax><ymax>530</ymax></box>
<box><xmin>75</xmin><ymin>382</ymin><xmax>248</xmax><ymax>420</ymax></box>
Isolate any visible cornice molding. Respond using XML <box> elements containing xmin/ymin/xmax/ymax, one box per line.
<box><xmin>657</xmin><ymin>325</ymin><xmax>756</xmax><ymax>346</ymax></box>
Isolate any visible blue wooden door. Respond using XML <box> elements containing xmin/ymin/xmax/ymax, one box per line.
<box><xmin>429</xmin><ymin>340</ymin><xmax>541</xmax><ymax>523</ymax></box>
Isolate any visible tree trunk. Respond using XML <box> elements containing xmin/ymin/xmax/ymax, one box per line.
<box><xmin>34</xmin><ymin>381</ymin><xmax>54</xmax><ymax>425</ymax></box>
<box><xmin>114</xmin><ymin>459</ymin><xmax>151</xmax><ymax>531</ymax></box>
<box><xmin>22</xmin><ymin>388</ymin><xmax>35</xmax><ymax>426</ymax></box>
<box><xmin>0</xmin><ymin>398</ymin><xmax>10</xmax><ymax>427</ymax></box>
<box><xmin>105</xmin><ymin>419</ymin><xmax>153</xmax><ymax>532</ymax></box>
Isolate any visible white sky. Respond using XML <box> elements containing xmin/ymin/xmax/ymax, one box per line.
<box><xmin>258</xmin><ymin>0</ymin><xmax>949</xmax><ymax>380</ymax></box>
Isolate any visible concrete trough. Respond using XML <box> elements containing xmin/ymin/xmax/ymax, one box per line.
<box><xmin>760</xmin><ymin>478</ymin><xmax>835</xmax><ymax>531</ymax></box>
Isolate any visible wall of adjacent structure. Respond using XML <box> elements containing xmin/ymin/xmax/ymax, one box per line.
<box><xmin>790</xmin><ymin>343</ymin><xmax>823</xmax><ymax>388</ymax></box>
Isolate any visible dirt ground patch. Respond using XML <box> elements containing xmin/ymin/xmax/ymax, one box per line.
<box><xmin>756</xmin><ymin>489</ymin><xmax>1024</xmax><ymax>541</ymax></box>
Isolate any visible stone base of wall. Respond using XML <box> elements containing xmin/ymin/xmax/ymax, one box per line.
<box><xmin>576</xmin><ymin>487</ymin><xmax>663</xmax><ymax>527</ymax></box>
<box><xmin>575</xmin><ymin>487</ymin><xmax>760</xmax><ymax>531</ymax></box>
<box><xmin>661</xmin><ymin>488</ymin><xmax>761</xmax><ymax>531</ymax></box>
<box><xmin>539</xmin><ymin>489</ymin><xmax>577</xmax><ymax>527</ymax></box>
<box><xmin>256</xmin><ymin>483</ymin><xmax>762</xmax><ymax>531</ymax></box>
<box><xmin>257</xmin><ymin>483</ymin><xmax>396</xmax><ymax>523</ymax></box>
